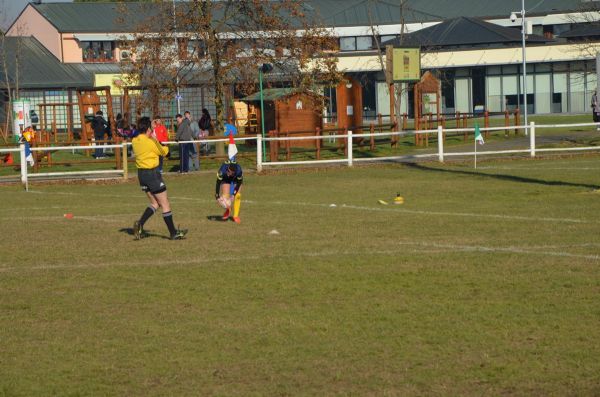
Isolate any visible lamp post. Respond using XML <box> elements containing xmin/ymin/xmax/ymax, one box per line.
<box><xmin>172</xmin><ymin>0</ymin><xmax>181</xmax><ymax>114</ymax></box>
<box><xmin>510</xmin><ymin>0</ymin><xmax>528</xmax><ymax>135</ymax></box>
<box><xmin>259</xmin><ymin>63</ymin><xmax>273</xmax><ymax>161</ymax></box>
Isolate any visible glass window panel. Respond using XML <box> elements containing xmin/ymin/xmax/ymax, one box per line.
<box><xmin>553</xmin><ymin>72</ymin><xmax>568</xmax><ymax>113</ymax></box>
<box><xmin>586</xmin><ymin>72</ymin><xmax>597</xmax><ymax>109</ymax></box>
<box><xmin>571</xmin><ymin>61</ymin><xmax>585</xmax><ymax>72</ymax></box>
<box><xmin>554</xmin><ymin>62</ymin><xmax>568</xmax><ymax>72</ymax></box>
<box><xmin>455</xmin><ymin>78</ymin><xmax>470</xmax><ymax>112</ymax></box>
<box><xmin>503</xmin><ymin>65</ymin><xmax>518</xmax><ymax>74</ymax></box>
<box><xmin>570</xmin><ymin>72</ymin><xmax>585</xmax><ymax>113</ymax></box>
<box><xmin>455</xmin><ymin>68</ymin><xmax>469</xmax><ymax>77</ymax></box>
<box><xmin>487</xmin><ymin>76</ymin><xmax>502</xmax><ymax>112</ymax></box>
<box><xmin>356</xmin><ymin>36</ymin><xmax>372</xmax><ymax>50</ymax></box>
<box><xmin>535</xmin><ymin>63</ymin><xmax>551</xmax><ymax>73</ymax></box>
<box><xmin>503</xmin><ymin>75</ymin><xmax>518</xmax><ymax>111</ymax></box>
<box><xmin>535</xmin><ymin>74</ymin><xmax>551</xmax><ymax>113</ymax></box>
<box><xmin>376</xmin><ymin>82</ymin><xmax>390</xmax><ymax>119</ymax></box>
<box><xmin>487</xmin><ymin>66</ymin><xmax>501</xmax><ymax>75</ymax></box>
<box><xmin>340</xmin><ymin>37</ymin><xmax>356</xmax><ymax>51</ymax></box>
<box><xmin>380</xmin><ymin>35</ymin><xmax>396</xmax><ymax>45</ymax></box>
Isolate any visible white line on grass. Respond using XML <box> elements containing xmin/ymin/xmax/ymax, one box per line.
<box><xmin>1</xmin><ymin>240</ymin><xmax>598</xmax><ymax>272</ymax></box>
<box><xmin>267</xmin><ymin>201</ymin><xmax>593</xmax><ymax>224</ymax></box>
<box><xmin>22</xmin><ymin>190</ymin><xmax>596</xmax><ymax>225</ymax></box>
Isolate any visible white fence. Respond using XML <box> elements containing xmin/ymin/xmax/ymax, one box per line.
<box><xmin>2</xmin><ymin>121</ymin><xmax>600</xmax><ymax>190</ymax></box>
<box><xmin>257</xmin><ymin>121</ymin><xmax>600</xmax><ymax>171</ymax></box>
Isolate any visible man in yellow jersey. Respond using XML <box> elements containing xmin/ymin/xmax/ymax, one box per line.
<box><xmin>131</xmin><ymin>116</ymin><xmax>187</xmax><ymax>240</ymax></box>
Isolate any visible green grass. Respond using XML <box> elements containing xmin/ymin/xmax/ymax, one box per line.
<box><xmin>2</xmin><ymin>151</ymin><xmax>600</xmax><ymax>395</ymax></box>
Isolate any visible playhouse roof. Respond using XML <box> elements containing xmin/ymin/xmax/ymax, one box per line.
<box><xmin>241</xmin><ymin>88</ymin><xmax>303</xmax><ymax>102</ymax></box>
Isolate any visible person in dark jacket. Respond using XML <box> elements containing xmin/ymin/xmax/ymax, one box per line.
<box><xmin>175</xmin><ymin>113</ymin><xmax>193</xmax><ymax>173</ymax></box>
<box><xmin>91</xmin><ymin>110</ymin><xmax>108</xmax><ymax>159</ymax></box>
<box><xmin>199</xmin><ymin>108</ymin><xmax>211</xmax><ymax>154</ymax></box>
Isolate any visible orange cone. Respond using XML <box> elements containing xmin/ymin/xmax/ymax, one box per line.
<box><xmin>4</xmin><ymin>153</ymin><xmax>13</xmax><ymax>165</ymax></box>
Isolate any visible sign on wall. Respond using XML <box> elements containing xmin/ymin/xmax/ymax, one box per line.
<box><xmin>94</xmin><ymin>74</ymin><xmax>134</xmax><ymax>95</ymax></box>
<box><xmin>391</xmin><ymin>47</ymin><xmax>421</xmax><ymax>82</ymax></box>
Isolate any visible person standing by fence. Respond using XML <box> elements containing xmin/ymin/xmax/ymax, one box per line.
<box><xmin>199</xmin><ymin>108</ymin><xmax>211</xmax><ymax>154</ymax></box>
<box><xmin>185</xmin><ymin>110</ymin><xmax>200</xmax><ymax>171</ymax></box>
<box><xmin>175</xmin><ymin>113</ymin><xmax>193</xmax><ymax>173</ymax></box>
<box><xmin>132</xmin><ymin>116</ymin><xmax>187</xmax><ymax>240</ymax></box>
<box><xmin>91</xmin><ymin>110</ymin><xmax>108</xmax><ymax>159</ymax></box>
<box><xmin>592</xmin><ymin>90</ymin><xmax>600</xmax><ymax>131</ymax></box>
<box><xmin>152</xmin><ymin>116</ymin><xmax>169</xmax><ymax>173</ymax></box>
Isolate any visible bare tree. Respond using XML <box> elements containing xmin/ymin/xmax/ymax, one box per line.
<box><xmin>119</xmin><ymin>0</ymin><xmax>341</xmax><ymax>134</ymax></box>
<box><xmin>366</xmin><ymin>0</ymin><xmax>412</xmax><ymax>124</ymax></box>
<box><xmin>0</xmin><ymin>0</ymin><xmax>23</xmax><ymax>143</ymax></box>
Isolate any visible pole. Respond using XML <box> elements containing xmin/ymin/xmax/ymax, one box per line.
<box><xmin>596</xmin><ymin>52</ymin><xmax>600</xmax><ymax>124</ymax></box>
<box><xmin>20</xmin><ymin>143</ymin><xmax>28</xmax><ymax>191</ymax></box>
<box><xmin>521</xmin><ymin>0</ymin><xmax>528</xmax><ymax>135</ymax></box>
<box><xmin>347</xmin><ymin>130</ymin><xmax>353</xmax><ymax>167</ymax></box>
<box><xmin>259</xmin><ymin>68</ymin><xmax>266</xmax><ymax>162</ymax></box>
<box><xmin>529</xmin><ymin>121</ymin><xmax>536</xmax><ymax>158</ymax></box>
<box><xmin>437</xmin><ymin>125</ymin><xmax>444</xmax><ymax>163</ymax></box>
<box><xmin>474</xmin><ymin>135</ymin><xmax>477</xmax><ymax>169</ymax></box>
<box><xmin>256</xmin><ymin>134</ymin><xmax>263</xmax><ymax>172</ymax></box>
<box><xmin>173</xmin><ymin>0</ymin><xmax>181</xmax><ymax>114</ymax></box>
<box><xmin>122</xmin><ymin>142</ymin><xmax>128</xmax><ymax>180</ymax></box>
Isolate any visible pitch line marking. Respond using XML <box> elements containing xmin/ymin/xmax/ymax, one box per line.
<box><xmin>1</xmin><ymin>240</ymin><xmax>598</xmax><ymax>272</ymax></box>
<box><xmin>267</xmin><ymin>201</ymin><xmax>593</xmax><ymax>224</ymax></box>
<box><xmin>17</xmin><ymin>190</ymin><xmax>596</xmax><ymax>225</ymax></box>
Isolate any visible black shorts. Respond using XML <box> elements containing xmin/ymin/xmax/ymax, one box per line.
<box><xmin>138</xmin><ymin>168</ymin><xmax>166</xmax><ymax>194</ymax></box>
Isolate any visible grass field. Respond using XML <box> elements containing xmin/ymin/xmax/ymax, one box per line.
<box><xmin>2</xmin><ymin>156</ymin><xmax>600</xmax><ymax>395</ymax></box>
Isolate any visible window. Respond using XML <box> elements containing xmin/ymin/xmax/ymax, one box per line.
<box><xmin>82</xmin><ymin>41</ymin><xmax>114</xmax><ymax>62</ymax></box>
<box><xmin>380</xmin><ymin>35</ymin><xmax>397</xmax><ymax>46</ymax></box>
<box><xmin>340</xmin><ymin>37</ymin><xmax>356</xmax><ymax>51</ymax></box>
<box><xmin>356</xmin><ymin>36</ymin><xmax>373</xmax><ymax>50</ymax></box>
<box><xmin>339</xmin><ymin>36</ymin><xmax>373</xmax><ymax>51</ymax></box>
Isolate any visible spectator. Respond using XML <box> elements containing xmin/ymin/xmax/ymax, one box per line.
<box><xmin>185</xmin><ymin>110</ymin><xmax>200</xmax><ymax>171</ymax></box>
<box><xmin>592</xmin><ymin>90</ymin><xmax>600</xmax><ymax>131</ymax></box>
<box><xmin>91</xmin><ymin>110</ymin><xmax>108</xmax><ymax>159</ymax></box>
<box><xmin>199</xmin><ymin>108</ymin><xmax>211</xmax><ymax>154</ymax></box>
<box><xmin>175</xmin><ymin>113</ymin><xmax>193</xmax><ymax>173</ymax></box>
<box><xmin>152</xmin><ymin>116</ymin><xmax>169</xmax><ymax>173</ymax></box>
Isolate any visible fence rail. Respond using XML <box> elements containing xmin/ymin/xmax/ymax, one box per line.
<box><xmin>2</xmin><ymin>121</ymin><xmax>600</xmax><ymax>189</ymax></box>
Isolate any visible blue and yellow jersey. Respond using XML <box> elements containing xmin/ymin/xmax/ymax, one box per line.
<box><xmin>215</xmin><ymin>161</ymin><xmax>243</xmax><ymax>195</ymax></box>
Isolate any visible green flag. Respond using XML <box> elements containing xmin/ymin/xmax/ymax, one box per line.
<box><xmin>475</xmin><ymin>123</ymin><xmax>484</xmax><ymax>145</ymax></box>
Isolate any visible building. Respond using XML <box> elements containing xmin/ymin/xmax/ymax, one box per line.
<box><xmin>1</xmin><ymin>0</ymin><xmax>599</xmax><ymax>134</ymax></box>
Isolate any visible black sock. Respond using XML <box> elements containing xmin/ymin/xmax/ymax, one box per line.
<box><xmin>163</xmin><ymin>211</ymin><xmax>177</xmax><ymax>235</ymax></box>
<box><xmin>139</xmin><ymin>206</ymin><xmax>156</xmax><ymax>227</ymax></box>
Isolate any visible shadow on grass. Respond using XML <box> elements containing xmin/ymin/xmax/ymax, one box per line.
<box><xmin>118</xmin><ymin>227</ymin><xmax>171</xmax><ymax>240</ymax></box>
<box><xmin>404</xmin><ymin>162</ymin><xmax>600</xmax><ymax>190</ymax></box>
<box><xmin>207</xmin><ymin>215</ymin><xmax>229</xmax><ymax>222</ymax></box>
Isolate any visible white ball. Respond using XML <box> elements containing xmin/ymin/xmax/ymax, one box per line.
<box><xmin>217</xmin><ymin>196</ymin><xmax>232</xmax><ymax>209</ymax></box>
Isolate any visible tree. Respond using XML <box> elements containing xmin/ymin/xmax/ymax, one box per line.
<box><xmin>119</xmin><ymin>0</ymin><xmax>341</xmax><ymax>134</ymax></box>
<box><xmin>0</xmin><ymin>0</ymin><xmax>23</xmax><ymax>143</ymax></box>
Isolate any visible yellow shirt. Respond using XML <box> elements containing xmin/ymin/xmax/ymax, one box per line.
<box><xmin>132</xmin><ymin>133</ymin><xmax>169</xmax><ymax>169</ymax></box>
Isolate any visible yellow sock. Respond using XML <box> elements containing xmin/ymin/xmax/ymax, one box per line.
<box><xmin>233</xmin><ymin>192</ymin><xmax>242</xmax><ymax>217</ymax></box>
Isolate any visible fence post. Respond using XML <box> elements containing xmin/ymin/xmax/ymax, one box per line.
<box><xmin>256</xmin><ymin>134</ymin><xmax>263</xmax><ymax>172</ymax></box>
<box><xmin>20</xmin><ymin>143</ymin><xmax>28</xmax><ymax>191</ymax></box>
<box><xmin>529</xmin><ymin>121</ymin><xmax>536</xmax><ymax>158</ymax></box>
<box><xmin>347</xmin><ymin>130</ymin><xmax>353</xmax><ymax>167</ymax></box>
<box><xmin>122</xmin><ymin>142</ymin><xmax>128</xmax><ymax>180</ymax></box>
<box><xmin>437</xmin><ymin>125</ymin><xmax>444</xmax><ymax>163</ymax></box>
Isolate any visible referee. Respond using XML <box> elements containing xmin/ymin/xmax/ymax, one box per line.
<box><xmin>132</xmin><ymin>116</ymin><xmax>187</xmax><ymax>240</ymax></box>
